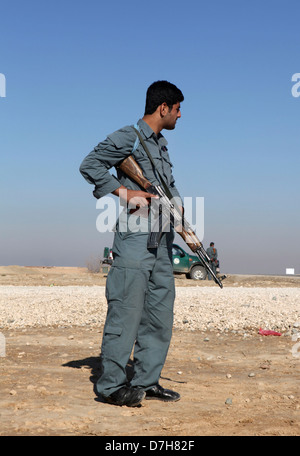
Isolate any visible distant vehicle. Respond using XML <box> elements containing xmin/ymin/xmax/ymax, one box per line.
<box><xmin>102</xmin><ymin>244</ymin><xmax>215</xmax><ymax>280</ymax></box>
<box><xmin>172</xmin><ymin>244</ymin><xmax>208</xmax><ymax>280</ymax></box>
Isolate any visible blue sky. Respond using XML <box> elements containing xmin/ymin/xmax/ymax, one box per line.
<box><xmin>0</xmin><ymin>0</ymin><xmax>299</xmax><ymax>274</ymax></box>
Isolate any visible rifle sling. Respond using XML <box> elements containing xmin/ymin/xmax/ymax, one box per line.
<box><xmin>132</xmin><ymin>127</ymin><xmax>175</xmax><ymax>203</ymax></box>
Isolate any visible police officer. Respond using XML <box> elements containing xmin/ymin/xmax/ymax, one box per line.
<box><xmin>80</xmin><ymin>81</ymin><xmax>184</xmax><ymax>407</ymax></box>
<box><xmin>206</xmin><ymin>242</ymin><xmax>218</xmax><ymax>280</ymax></box>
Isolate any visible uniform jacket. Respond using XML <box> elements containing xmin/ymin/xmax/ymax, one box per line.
<box><xmin>79</xmin><ymin>118</ymin><xmax>182</xmax><ymax>204</ymax></box>
<box><xmin>206</xmin><ymin>246</ymin><xmax>218</xmax><ymax>262</ymax></box>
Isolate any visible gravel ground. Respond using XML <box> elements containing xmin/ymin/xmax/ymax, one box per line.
<box><xmin>0</xmin><ymin>285</ymin><xmax>299</xmax><ymax>333</ymax></box>
<box><xmin>1</xmin><ymin>280</ymin><xmax>300</xmax><ymax>437</ymax></box>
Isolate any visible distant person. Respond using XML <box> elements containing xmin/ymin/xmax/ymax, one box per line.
<box><xmin>206</xmin><ymin>242</ymin><xmax>218</xmax><ymax>280</ymax></box>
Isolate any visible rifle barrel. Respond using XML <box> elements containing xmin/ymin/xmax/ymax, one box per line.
<box><xmin>118</xmin><ymin>155</ymin><xmax>224</xmax><ymax>288</ymax></box>
<box><xmin>195</xmin><ymin>248</ymin><xmax>223</xmax><ymax>288</ymax></box>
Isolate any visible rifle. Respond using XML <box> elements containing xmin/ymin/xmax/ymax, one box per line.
<box><xmin>118</xmin><ymin>155</ymin><xmax>225</xmax><ymax>288</ymax></box>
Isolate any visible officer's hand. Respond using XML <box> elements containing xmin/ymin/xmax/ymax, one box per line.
<box><xmin>114</xmin><ymin>186</ymin><xmax>158</xmax><ymax>208</ymax></box>
<box><xmin>126</xmin><ymin>189</ymin><xmax>158</xmax><ymax>208</ymax></box>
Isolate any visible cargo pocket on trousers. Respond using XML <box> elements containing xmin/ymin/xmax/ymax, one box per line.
<box><xmin>104</xmin><ymin>325</ymin><xmax>123</xmax><ymax>336</ymax></box>
<box><xmin>102</xmin><ymin>325</ymin><xmax>123</xmax><ymax>359</ymax></box>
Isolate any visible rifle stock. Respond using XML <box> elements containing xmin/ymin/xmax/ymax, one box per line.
<box><xmin>118</xmin><ymin>155</ymin><xmax>224</xmax><ymax>288</ymax></box>
<box><xmin>118</xmin><ymin>155</ymin><xmax>152</xmax><ymax>192</ymax></box>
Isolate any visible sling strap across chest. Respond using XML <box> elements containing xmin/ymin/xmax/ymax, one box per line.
<box><xmin>132</xmin><ymin>126</ymin><xmax>175</xmax><ymax>203</ymax></box>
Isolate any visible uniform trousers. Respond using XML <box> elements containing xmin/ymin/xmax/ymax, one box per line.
<box><xmin>96</xmin><ymin>226</ymin><xmax>175</xmax><ymax>397</ymax></box>
<box><xmin>207</xmin><ymin>261</ymin><xmax>217</xmax><ymax>280</ymax></box>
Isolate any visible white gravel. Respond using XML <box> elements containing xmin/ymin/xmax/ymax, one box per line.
<box><xmin>0</xmin><ymin>285</ymin><xmax>299</xmax><ymax>333</ymax></box>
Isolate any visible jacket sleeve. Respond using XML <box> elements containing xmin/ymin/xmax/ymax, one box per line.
<box><xmin>79</xmin><ymin>128</ymin><xmax>135</xmax><ymax>199</ymax></box>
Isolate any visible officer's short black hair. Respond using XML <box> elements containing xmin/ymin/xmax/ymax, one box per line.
<box><xmin>144</xmin><ymin>80</ymin><xmax>184</xmax><ymax>115</ymax></box>
<box><xmin>210</xmin><ymin>242</ymin><xmax>214</xmax><ymax>246</ymax></box>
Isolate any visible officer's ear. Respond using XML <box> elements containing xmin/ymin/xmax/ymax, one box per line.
<box><xmin>159</xmin><ymin>102</ymin><xmax>170</xmax><ymax>117</ymax></box>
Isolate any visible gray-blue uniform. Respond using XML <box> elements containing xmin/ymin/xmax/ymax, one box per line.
<box><xmin>206</xmin><ymin>245</ymin><xmax>218</xmax><ymax>280</ymax></box>
<box><xmin>80</xmin><ymin>119</ymin><xmax>183</xmax><ymax>397</ymax></box>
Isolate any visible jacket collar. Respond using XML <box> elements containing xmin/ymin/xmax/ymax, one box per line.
<box><xmin>137</xmin><ymin>119</ymin><xmax>168</xmax><ymax>146</ymax></box>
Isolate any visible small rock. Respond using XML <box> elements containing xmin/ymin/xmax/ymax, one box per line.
<box><xmin>37</xmin><ymin>386</ymin><xmax>49</xmax><ymax>396</ymax></box>
<box><xmin>225</xmin><ymin>398</ymin><xmax>232</xmax><ymax>405</ymax></box>
<box><xmin>27</xmin><ymin>385</ymin><xmax>35</xmax><ymax>391</ymax></box>
<box><xmin>248</xmin><ymin>372</ymin><xmax>256</xmax><ymax>377</ymax></box>
<box><xmin>260</xmin><ymin>360</ymin><xmax>271</xmax><ymax>370</ymax></box>
<box><xmin>9</xmin><ymin>390</ymin><xmax>17</xmax><ymax>396</ymax></box>
<box><xmin>226</xmin><ymin>373</ymin><xmax>232</xmax><ymax>379</ymax></box>
<box><xmin>204</xmin><ymin>337</ymin><xmax>210</xmax><ymax>342</ymax></box>
<box><xmin>177</xmin><ymin>371</ymin><xmax>183</xmax><ymax>375</ymax></box>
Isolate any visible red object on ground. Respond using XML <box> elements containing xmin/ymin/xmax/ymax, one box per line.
<box><xmin>259</xmin><ymin>328</ymin><xmax>281</xmax><ymax>336</ymax></box>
